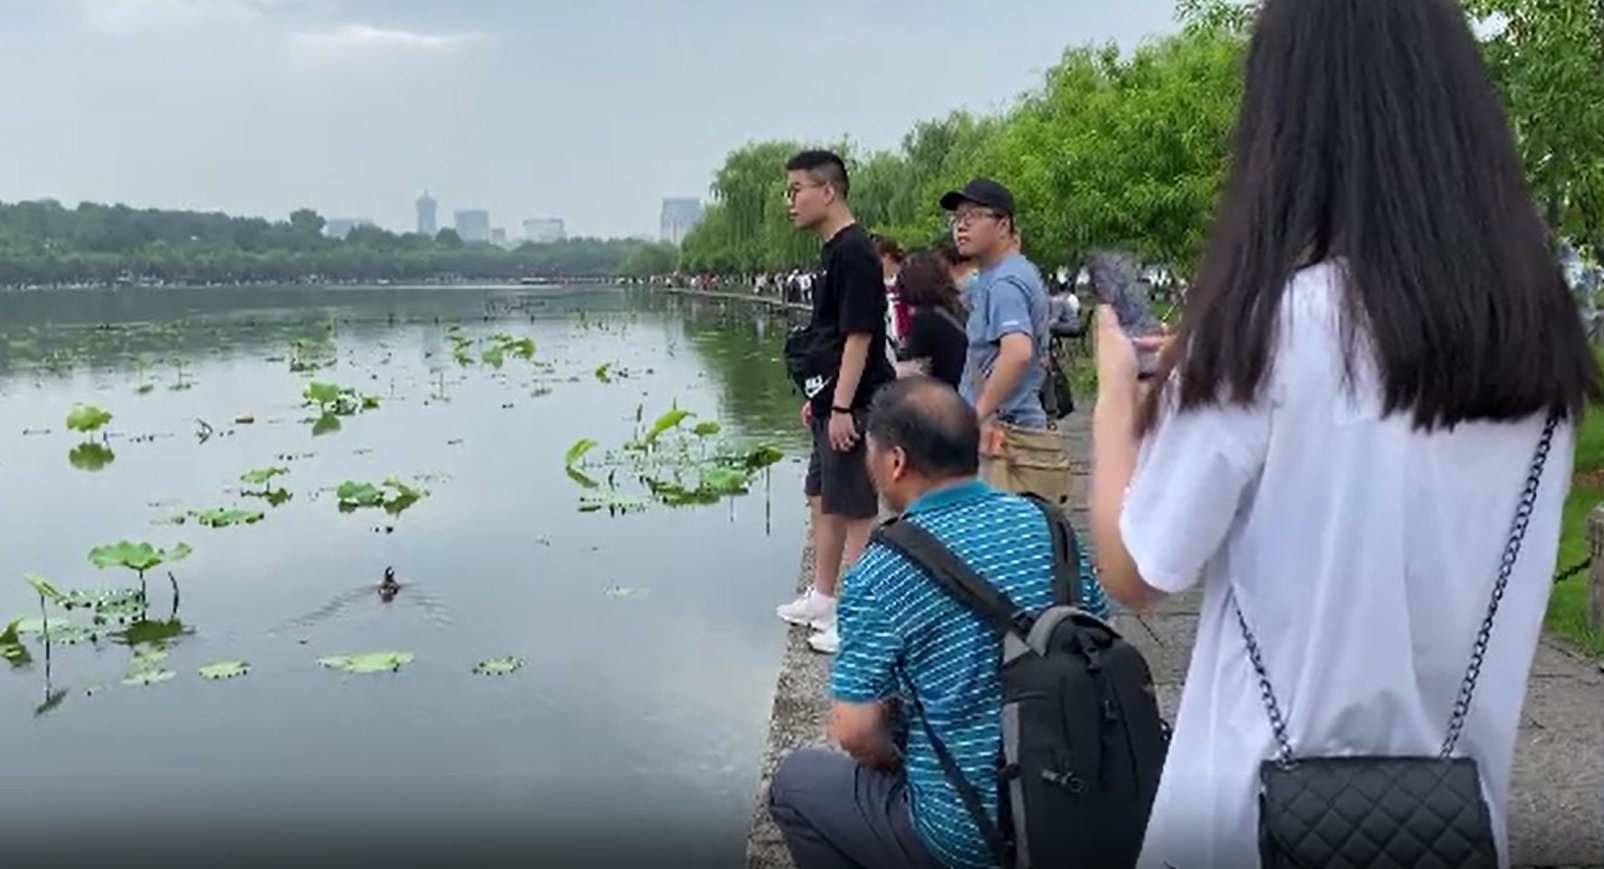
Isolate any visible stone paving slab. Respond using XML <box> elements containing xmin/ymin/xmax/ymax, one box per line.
<box><xmin>745</xmin><ymin>412</ymin><xmax>1604</xmax><ymax>868</ymax></box>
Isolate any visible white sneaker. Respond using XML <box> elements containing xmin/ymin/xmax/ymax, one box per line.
<box><xmin>807</xmin><ymin>624</ymin><xmax>840</xmax><ymax>655</ymax></box>
<box><xmin>777</xmin><ymin>587</ymin><xmax>834</xmax><ymax>628</ymax></box>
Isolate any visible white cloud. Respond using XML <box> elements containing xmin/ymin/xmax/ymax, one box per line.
<box><xmin>288</xmin><ymin>23</ymin><xmax>483</xmax><ymax>63</ymax></box>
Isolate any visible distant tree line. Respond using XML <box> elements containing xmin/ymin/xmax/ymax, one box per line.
<box><xmin>0</xmin><ymin>199</ymin><xmax>656</xmax><ymax>287</ymax></box>
<box><xmin>679</xmin><ymin>0</ymin><xmax>1604</xmax><ymax>278</ymax></box>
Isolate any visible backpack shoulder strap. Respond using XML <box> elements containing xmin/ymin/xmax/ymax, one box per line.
<box><xmin>1019</xmin><ymin>492</ymin><xmax>1083</xmax><ymax>609</ymax></box>
<box><xmin>874</xmin><ymin>516</ymin><xmax>1032</xmax><ymax>638</ymax></box>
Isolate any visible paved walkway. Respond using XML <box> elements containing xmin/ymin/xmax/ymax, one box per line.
<box><xmin>745</xmin><ymin>410</ymin><xmax>1604</xmax><ymax>869</ymax></box>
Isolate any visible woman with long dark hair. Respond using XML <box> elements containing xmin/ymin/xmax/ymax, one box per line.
<box><xmin>1088</xmin><ymin>0</ymin><xmax>1602</xmax><ymax>866</ymax></box>
<box><xmin>892</xmin><ymin>250</ymin><xmax>967</xmax><ymax>389</ymax></box>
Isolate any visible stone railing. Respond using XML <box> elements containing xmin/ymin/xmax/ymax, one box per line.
<box><xmin>1584</xmin><ymin>505</ymin><xmax>1604</xmax><ymax>631</ymax></box>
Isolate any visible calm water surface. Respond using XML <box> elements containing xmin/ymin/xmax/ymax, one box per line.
<box><xmin>0</xmin><ymin>284</ymin><xmax>809</xmax><ymax>866</ymax></box>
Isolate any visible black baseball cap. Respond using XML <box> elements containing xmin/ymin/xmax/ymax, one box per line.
<box><xmin>939</xmin><ymin>178</ymin><xmax>1016</xmax><ymax>217</ymax></box>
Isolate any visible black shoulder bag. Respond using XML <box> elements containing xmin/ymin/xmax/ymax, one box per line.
<box><xmin>1240</xmin><ymin>410</ymin><xmax>1558</xmax><ymax>868</ymax></box>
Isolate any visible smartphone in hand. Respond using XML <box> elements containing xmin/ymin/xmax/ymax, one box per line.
<box><xmin>1087</xmin><ymin>249</ymin><xmax>1163</xmax><ymax>378</ymax></box>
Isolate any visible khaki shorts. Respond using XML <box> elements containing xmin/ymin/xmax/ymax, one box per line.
<box><xmin>979</xmin><ymin>421</ymin><xmax>1071</xmax><ymax>507</ymax></box>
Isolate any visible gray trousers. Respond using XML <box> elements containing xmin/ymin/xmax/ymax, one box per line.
<box><xmin>767</xmin><ymin>747</ymin><xmax>947</xmax><ymax>869</ymax></box>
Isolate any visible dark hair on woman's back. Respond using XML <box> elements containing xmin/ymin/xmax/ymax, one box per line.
<box><xmin>1145</xmin><ymin>0</ymin><xmax>1602</xmax><ymax>433</ymax></box>
<box><xmin>894</xmin><ymin>251</ymin><xmax>963</xmax><ymax>316</ymax></box>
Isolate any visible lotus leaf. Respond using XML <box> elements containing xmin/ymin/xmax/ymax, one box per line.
<box><xmin>642</xmin><ymin>408</ymin><xmax>692</xmax><ymax>445</ymax></box>
<box><xmin>361</xmin><ymin>395</ymin><xmax>380</xmax><ymax>410</ymax></box>
<box><xmin>65</xmin><ymin>403</ymin><xmax>112</xmax><ymax>433</ymax></box>
<box><xmin>743</xmin><ymin>445</ymin><xmax>785</xmax><ymax>471</ymax></box>
<box><xmin>59</xmin><ymin>587</ymin><xmax>143</xmax><ymax>612</ymax></box>
<box><xmin>700</xmin><ymin>467</ymin><xmax>751</xmax><ymax>495</ymax></box>
<box><xmin>199</xmin><ymin>660</ymin><xmax>251</xmax><ymax>680</ymax></box>
<box><xmin>692</xmin><ymin>421</ymin><xmax>722</xmax><ymax>438</ymax></box>
<box><xmin>594</xmin><ymin>362</ymin><xmax>612</xmax><ymax>382</ymax></box>
<box><xmin>88</xmin><ymin>541</ymin><xmax>192</xmax><ymax>573</ymax></box>
<box><xmin>336</xmin><ymin>481</ymin><xmax>384</xmax><ymax>508</ymax></box>
<box><xmin>481</xmin><ymin>346</ymin><xmax>506</xmax><ymax>368</ymax></box>
<box><xmin>193</xmin><ymin>507</ymin><xmax>265</xmax><ymax>528</ymax></box>
<box><xmin>565</xmin><ymin>466</ymin><xmax>599</xmax><ymax>489</ymax></box>
<box><xmin>121</xmin><ymin>668</ymin><xmax>176</xmax><ymax>686</ymax></box>
<box><xmin>24</xmin><ymin>574</ymin><xmax>65</xmax><ymax>603</ymax></box>
<box><xmin>118</xmin><ymin>619</ymin><xmax>184</xmax><ymax>646</ymax></box>
<box><xmin>472</xmin><ymin>656</ymin><xmax>524</xmax><ymax>676</ymax></box>
<box><xmin>303</xmin><ymin>381</ymin><xmax>342</xmax><ymax>406</ymax></box>
<box><xmin>239</xmin><ymin>466</ymin><xmax>289</xmax><ymax>486</ymax></box>
<box><xmin>564</xmin><ymin>438</ymin><xmax>598</xmax><ymax>467</ymax></box>
<box><xmin>317</xmin><ymin>651</ymin><xmax>414</xmax><ymax>674</ymax></box>
<box><xmin>68</xmin><ymin>442</ymin><xmax>116</xmax><ymax>471</ymax></box>
<box><xmin>1</xmin><ymin>619</ymin><xmax>30</xmax><ymax>667</ymax></box>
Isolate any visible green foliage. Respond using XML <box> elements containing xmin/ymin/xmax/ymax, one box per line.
<box><xmin>65</xmin><ymin>402</ymin><xmax>113</xmax><ymax>433</ymax></box>
<box><xmin>318</xmin><ymin>651</ymin><xmax>414</xmax><ymax>674</ymax></box>
<box><xmin>0</xmin><ymin>201</ymin><xmax>656</xmax><ymax>287</ymax></box>
<box><xmin>88</xmin><ymin>540</ymin><xmax>192</xmax><ymax>573</ymax></box>
<box><xmin>199</xmin><ymin>660</ymin><xmax>251</xmax><ymax>680</ymax></box>
<box><xmin>240</xmin><ymin>466</ymin><xmax>290</xmax><ymax>487</ymax></box>
<box><xmin>192</xmin><ymin>507</ymin><xmax>266</xmax><ymax>528</ymax></box>
<box><xmin>335</xmin><ymin>476</ymin><xmax>426</xmax><ymax>517</ymax></box>
<box><xmin>1</xmin><ymin>618</ymin><xmax>31</xmax><ymax>667</ymax></box>
<box><xmin>618</xmin><ymin>242</ymin><xmax>681</xmax><ymax>278</ymax></box>
<box><xmin>1463</xmin><ymin>0</ymin><xmax>1604</xmax><ymax>258</ymax></box>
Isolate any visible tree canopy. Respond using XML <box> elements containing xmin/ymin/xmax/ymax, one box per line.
<box><xmin>0</xmin><ymin>199</ymin><xmax>651</xmax><ymax>287</ymax></box>
<box><xmin>680</xmin><ymin>0</ymin><xmax>1604</xmax><ymax>276</ymax></box>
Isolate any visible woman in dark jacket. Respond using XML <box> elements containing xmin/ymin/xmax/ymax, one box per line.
<box><xmin>892</xmin><ymin>250</ymin><xmax>967</xmax><ymax>390</ymax></box>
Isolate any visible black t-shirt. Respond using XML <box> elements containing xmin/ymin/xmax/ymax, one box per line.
<box><xmin>808</xmin><ymin>223</ymin><xmax>894</xmax><ymax>413</ymax></box>
<box><xmin>899</xmin><ymin>306</ymin><xmax>967</xmax><ymax>390</ymax></box>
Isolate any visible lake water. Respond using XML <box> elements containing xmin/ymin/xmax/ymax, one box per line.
<box><xmin>0</xmin><ymin>284</ymin><xmax>811</xmax><ymax>867</ymax></box>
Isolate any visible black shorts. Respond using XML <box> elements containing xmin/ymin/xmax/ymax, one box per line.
<box><xmin>803</xmin><ymin>411</ymin><xmax>879</xmax><ymax>519</ymax></box>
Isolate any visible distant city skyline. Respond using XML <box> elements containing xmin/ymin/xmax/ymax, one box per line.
<box><xmin>0</xmin><ymin>0</ymin><xmax>1180</xmax><ymax>237</ymax></box>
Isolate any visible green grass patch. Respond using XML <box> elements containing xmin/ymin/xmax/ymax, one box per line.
<box><xmin>1548</xmin><ymin>373</ymin><xmax>1604</xmax><ymax>657</ymax></box>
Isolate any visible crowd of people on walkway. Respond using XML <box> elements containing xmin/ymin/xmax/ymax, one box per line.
<box><xmin>756</xmin><ymin>1</ymin><xmax>1604</xmax><ymax>868</ymax></box>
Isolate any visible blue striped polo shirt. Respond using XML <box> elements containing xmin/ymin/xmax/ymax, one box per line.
<box><xmin>831</xmin><ymin>478</ymin><xmax>1110</xmax><ymax>869</ymax></box>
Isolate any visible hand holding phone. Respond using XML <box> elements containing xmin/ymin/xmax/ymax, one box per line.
<box><xmin>1087</xmin><ymin>249</ymin><xmax>1163</xmax><ymax>377</ymax></box>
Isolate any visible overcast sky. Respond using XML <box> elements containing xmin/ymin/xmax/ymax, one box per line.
<box><xmin>0</xmin><ymin>0</ymin><xmax>1180</xmax><ymax>239</ymax></box>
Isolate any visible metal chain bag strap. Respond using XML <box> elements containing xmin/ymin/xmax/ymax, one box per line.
<box><xmin>1237</xmin><ymin>409</ymin><xmax>1559</xmax><ymax>869</ymax></box>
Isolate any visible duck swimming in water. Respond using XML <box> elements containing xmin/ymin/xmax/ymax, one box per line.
<box><xmin>378</xmin><ymin>566</ymin><xmax>401</xmax><ymax>602</ymax></box>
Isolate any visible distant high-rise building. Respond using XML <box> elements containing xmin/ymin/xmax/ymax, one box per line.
<box><xmin>416</xmin><ymin>191</ymin><xmax>437</xmax><ymax>236</ymax></box>
<box><xmin>490</xmin><ymin>228</ymin><xmax>508</xmax><ymax>247</ymax></box>
<box><xmin>325</xmin><ymin>217</ymin><xmax>374</xmax><ymax>240</ymax></box>
<box><xmin>454</xmin><ymin>209</ymin><xmax>491</xmax><ymax>244</ymax></box>
<box><xmin>523</xmin><ymin>218</ymin><xmax>566</xmax><ymax>244</ymax></box>
<box><xmin>660</xmin><ymin>197</ymin><xmax>704</xmax><ymax>245</ymax></box>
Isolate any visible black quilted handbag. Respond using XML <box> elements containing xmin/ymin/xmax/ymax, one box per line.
<box><xmin>1237</xmin><ymin>409</ymin><xmax>1559</xmax><ymax>869</ymax></box>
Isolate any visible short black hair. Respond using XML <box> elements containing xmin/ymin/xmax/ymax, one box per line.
<box><xmin>784</xmin><ymin>149</ymin><xmax>850</xmax><ymax>198</ymax></box>
<box><xmin>866</xmin><ymin>376</ymin><xmax>979</xmax><ymax>478</ymax></box>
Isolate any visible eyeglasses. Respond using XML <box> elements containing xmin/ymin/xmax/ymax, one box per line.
<box><xmin>948</xmin><ymin>208</ymin><xmax>1002</xmax><ymax>227</ymax></box>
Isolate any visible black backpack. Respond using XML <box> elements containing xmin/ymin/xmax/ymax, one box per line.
<box><xmin>874</xmin><ymin>494</ymin><xmax>1169</xmax><ymax>869</ymax></box>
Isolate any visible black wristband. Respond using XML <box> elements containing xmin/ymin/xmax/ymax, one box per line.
<box><xmin>831</xmin><ymin>405</ymin><xmax>852</xmax><ymax>415</ymax></box>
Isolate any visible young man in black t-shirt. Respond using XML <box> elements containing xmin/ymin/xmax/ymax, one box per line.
<box><xmin>776</xmin><ymin>150</ymin><xmax>894</xmax><ymax>654</ymax></box>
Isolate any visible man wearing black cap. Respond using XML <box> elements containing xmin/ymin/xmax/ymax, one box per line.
<box><xmin>939</xmin><ymin>177</ymin><xmax>1071</xmax><ymax>507</ymax></box>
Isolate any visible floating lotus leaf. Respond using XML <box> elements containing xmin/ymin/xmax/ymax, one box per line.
<box><xmin>131</xmin><ymin>647</ymin><xmax>168</xmax><ymax>666</ymax></box>
<box><xmin>65</xmin><ymin>403</ymin><xmax>112</xmax><ymax>433</ymax></box>
<box><xmin>13</xmin><ymin>617</ymin><xmax>72</xmax><ymax>635</ymax></box>
<box><xmin>481</xmin><ymin>346</ymin><xmax>506</xmax><ymax>369</ymax></box>
<box><xmin>317</xmin><ymin>651</ymin><xmax>414</xmax><ymax>674</ymax></box>
<box><xmin>360</xmin><ymin>395</ymin><xmax>380</xmax><ymax>410</ymax></box>
<box><xmin>472</xmin><ymin>656</ymin><xmax>524</xmax><ymax>676</ymax></box>
<box><xmin>116</xmin><ymin>619</ymin><xmax>184</xmax><ymax>646</ymax></box>
<box><xmin>239</xmin><ymin>466</ymin><xmax>289</xmax><ymax>486</ymax></box>
<box><xmin>193</xmin><ymin>507</ymin><xmax>265</xmax><ymax>528</ymax></box>
<box><xmin>88</xmin><ymin>541</ymin><xmax>192</xmax><ymax>573</ymax></box>
<box><xmin>692</xmin><ymin>421</ymin><xmax>722</xmax><ymax>438</ymax></box>
<box><xmin>199</xmin><ymin>660</ymin><xmax>251</xmax><ymax>680</ymax></box>
<box><xmin>121</xmin><ymin>668</ymin><xmax>176</xmax><ymax>687</ymax></box>
<box><xmin>594</xmin><ymin>362</ymin><xmax>612</xmax><ymax>382</ymax></box>
<box><xmin>699</xmin><ymin>466</ymin><xmax>751</xmax><ymax>496</ymax></box>
<box><xmin>59</xmin><ymin>586</ymin><xmax>144</xmax><ymax>613</ymax></box>
<box><xmin>68</xmin><ymin>442</ymin><xmax>116</xmax><ymax>471</ymax></box>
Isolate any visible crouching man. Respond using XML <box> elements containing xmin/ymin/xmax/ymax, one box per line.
<box><xmin>766</xmin><ymin>376</ymin><xmax>1108</xmax><ymax>869</ymax></box>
